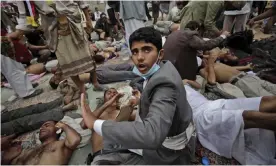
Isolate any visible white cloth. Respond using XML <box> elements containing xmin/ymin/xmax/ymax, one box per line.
<box><xmin>60</xmin><ymin>116</ymin><xmax>92</xmax><ymax>148</ymax></box>
<box><xmin>94</xmin><ymin>11</ymin><xmax>102</xmax><ymax>21</ymax></box>
<box><xmin>94</xmin><ymin>119</ymin><xmax>105</xmax><ymax>136</ymax></box>
<box><xmin>124</xmin><ymin>18</ymin><xmax>145</xmax><ymax>48</ymax></box>
<box><xmin>1</xmin><ymin>54</ymin><xmax>35</xmax><ymax>98</ymax></box>
<box><xmin>224</xmin><ymin>1</ymin><xmax>252</xmax><ymax>15</ymax></box>
<box><xmin>185</xmin><ymin>85</ymin><xmax>275</xmax><ymax>164</ymax></box>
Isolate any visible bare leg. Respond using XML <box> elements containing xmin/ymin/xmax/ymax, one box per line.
<box><xmin>259</xmin><ymin>96</ymin><xmax>276</xmax><ymax>113</ymax></box>
<box><xmin>243</xmin><ymin>111</ymin><xmax>276</xmax><ymax>131</ymax></box>
<box><xmin>62</xmin><ymin>101</ymin><xmax>78</xmax><ymax>112</ymax></box>
<box><xmin>223</xmin><ymin>15</ymin><xmax>235</xmax><ymax>32</ymax></box>
<box><xmin>71</xmin><ymin>75</ymin><xmax>85</xmax><ymax>94</ymax></box>
<box><xmin>79</xmin><ymin>73</ymin><xmax>90</xmax><ymax>83</ymax></box>
<box><xmin>90</xmin><ymin>69</ymin><xmax>108</xmax><ymax>91</ymax></box>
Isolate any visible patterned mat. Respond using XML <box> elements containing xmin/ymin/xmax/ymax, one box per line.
<box><xmin>194</xmin><ymin>140</ymin><xmax>239</xmax><ymax>165</ymax></box>
<box><xmin>3</xmin><ymin>74</ymin><xmax>62</xmax><ymax>112</ymax></box>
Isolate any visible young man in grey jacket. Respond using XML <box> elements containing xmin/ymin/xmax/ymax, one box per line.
<box><xmin>82</xmin><ymin>27</ymin><xmax>195</xmax><ymax>164</ymax></box>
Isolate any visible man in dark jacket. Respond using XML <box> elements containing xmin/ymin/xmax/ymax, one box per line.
<box><xmin>163</xmin><ymin>21</ymin><xmax>230</xmax><ymax>80</ymax></box>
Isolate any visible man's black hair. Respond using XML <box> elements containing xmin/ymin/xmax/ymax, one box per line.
<box><xmin>49</xmin><ymin>78</ymin><xmax>59</xmax><ymax>89</ymax></box>
<box><xmin>94</xmin><ymin>54</ymin><xmax>105</xmax><ymax>64</ymax></box>
<box><xmin>129</xmin><ymin>27</ymin><xmax>162</xmax><ymax>52</ymax></box>
<box><xmin>100</xmin><ymin>12</ymin><xmax>107</xmax><ymax>18</ymax></box>
<box><xmin>185</xmin><ymin>21</ymin><xmax>201</xmax><ymax>31</ymax></box>
<box><xmin>103</xmin><ymin>88</ymin><xmax>116</xmax><ymax>99</ymax></box>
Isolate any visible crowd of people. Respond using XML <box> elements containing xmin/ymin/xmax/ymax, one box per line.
<box><xmin>1</xmin><ymin>0</ymin><xmax>276</xmax><ymax>165</ymax></box>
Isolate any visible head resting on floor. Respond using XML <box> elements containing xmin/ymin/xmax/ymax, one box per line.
<box><xmin>39</xmin><ymin>121</ymin><xmax>61</xmax><ymax>142</ymax></box>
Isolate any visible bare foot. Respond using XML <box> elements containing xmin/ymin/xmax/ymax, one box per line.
<box><xmin>62</xmin><ymin>102</ymin><xmax>78</xmax><ymax>112</ymax></box>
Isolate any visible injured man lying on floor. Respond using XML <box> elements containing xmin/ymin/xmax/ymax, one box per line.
<box><xmin>80</xmin><ymin>88</ymin><xmax>144</xmax><ymax>165</ymax></box>
<box><xmin>199</xmin><ymin>49</ymin><xmax>276</xmax><ymax>97</ymax></box>
<box><xmin>1</xmin><ymin>120</ymin><xmax>81</xmax><ymax>165</ymax></box>
<box><xmin>184</xmin><ymin>80</ymin><xmax>276</xmax><ymax>164</ymax></box>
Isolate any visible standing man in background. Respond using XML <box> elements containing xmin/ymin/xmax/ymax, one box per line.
<box><xmin>120</xmin><ymin>1</ymin><xmax>146</xmax><ymax>46</ymax></box>
<box><xmin>94</xmin><ymin>7</ymin><xmax>102</xmax><ymax>21</ymax></box>
<box><xmin>223</xmin><ymin>1</ymin><xmax>252</xmax><ymax>33</ymax></box>
<box><xmin>12</xmin><ymin>1</ymin><xmax>107</xmax><ymax>92</ymax></box>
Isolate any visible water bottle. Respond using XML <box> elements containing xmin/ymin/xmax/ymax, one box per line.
<box><xmin>202</xmin><ymin>156</ymin><xmax>210</xmax><ymax>165</ymax></box>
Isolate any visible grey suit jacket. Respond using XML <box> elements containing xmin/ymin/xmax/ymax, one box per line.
<box><xmin>101</xmin><ymin>61</ymin><xmax>193</xmax><ymax>164</ymax></box>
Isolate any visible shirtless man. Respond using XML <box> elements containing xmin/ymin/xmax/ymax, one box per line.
<box><xmin>80</xmin><ymin>88</ymin><xmax>141</xmax><ymax>165</ymax></box>
<box><xmin>2</xmin><ymin>121</ymin><xmax>81</xmax><ymax>165</ymax></box>
<box><xmin>199</xmin><ymin>51</ymin><xmax>276</xmax><ymax>97</ymax></box>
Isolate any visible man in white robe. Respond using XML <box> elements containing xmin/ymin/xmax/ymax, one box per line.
<box><xmin>184</xmin><ymin>83</ymin><xmax>276</xmax><ymax>164</ymax></box>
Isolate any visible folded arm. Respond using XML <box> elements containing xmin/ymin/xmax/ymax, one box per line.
<box><xmin>57</xmin><ymin>122</ymin><xmax>81</xmax><ymax>150</ymax></box>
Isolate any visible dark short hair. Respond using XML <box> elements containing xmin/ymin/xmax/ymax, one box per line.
<box><xmin>103</xmin><ymin>88</ymin><xmax>116</xmax><ymax>99</ymax></box>
<box><xmin>185</xmin><ymin>21</ymin><xmax>201</xmax><ymax>31</ymax></box>
<box><xmin>129</xmin><ymin>27</ymin><xmax>162</xmax><ymax>52</ymax></box>
<box><xmin>94</xmin><ymin>54</ymin><xmax>105</xmax><ymax>64</ymax></box>
<box><xmin>100</xmin><ymin>13</ymin><xmax>107</xmax><ymax>18</ymax></box>
<box><xmin>49</xmin><ymin>77</ymin><xmax>59</xmax><ymax>89</ymax></box>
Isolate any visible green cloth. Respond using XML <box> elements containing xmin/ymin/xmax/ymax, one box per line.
<box><xmin>178</xmin><ymin>1</ymin><xmax>223</xmax><ymax>33</ymax></box>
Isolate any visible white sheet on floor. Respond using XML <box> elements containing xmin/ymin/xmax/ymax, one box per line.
<box><xmin>60</xmin><ymin>116</ymin><xmax>91</xmax><ymax>148</ymax></box>
<box><xmin>185</xmin><ymin>85</ymin><xmax>275</xmax><ymax>164</ymax></box>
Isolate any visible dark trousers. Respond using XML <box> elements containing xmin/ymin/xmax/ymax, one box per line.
<box><xmin>1</xmin><ymin>98</ymin><xmax>64</xmax><ymax>135</ymax></box>
<box><xmin>145</xmin><ymin>2</ymin><xmax>152</xmax><ymax>20</ymax></box>
<box><xmin>95</xmin><ymin>63</ymin><xmax>139</xmax><ymax>84</ymax></box>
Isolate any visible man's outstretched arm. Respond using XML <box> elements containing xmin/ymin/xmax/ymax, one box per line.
<box><xmin>248</xmin><ymin>8</ymin><xmax>276</xmax><ymax>26</ymax></box>
<box><xmin>56</xmin><ymin>122</ymin><xmax>81</xmax><ymax>150</ymax></box>
<box><xmin>189</xmin><ymin>31</ymin><xmax>229</xmax><ymax>51</ymax></box>
<box><xmin>80</xmin><ymin>93</ymin><xmax>122</xmax><ymax>129</ymax></box>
